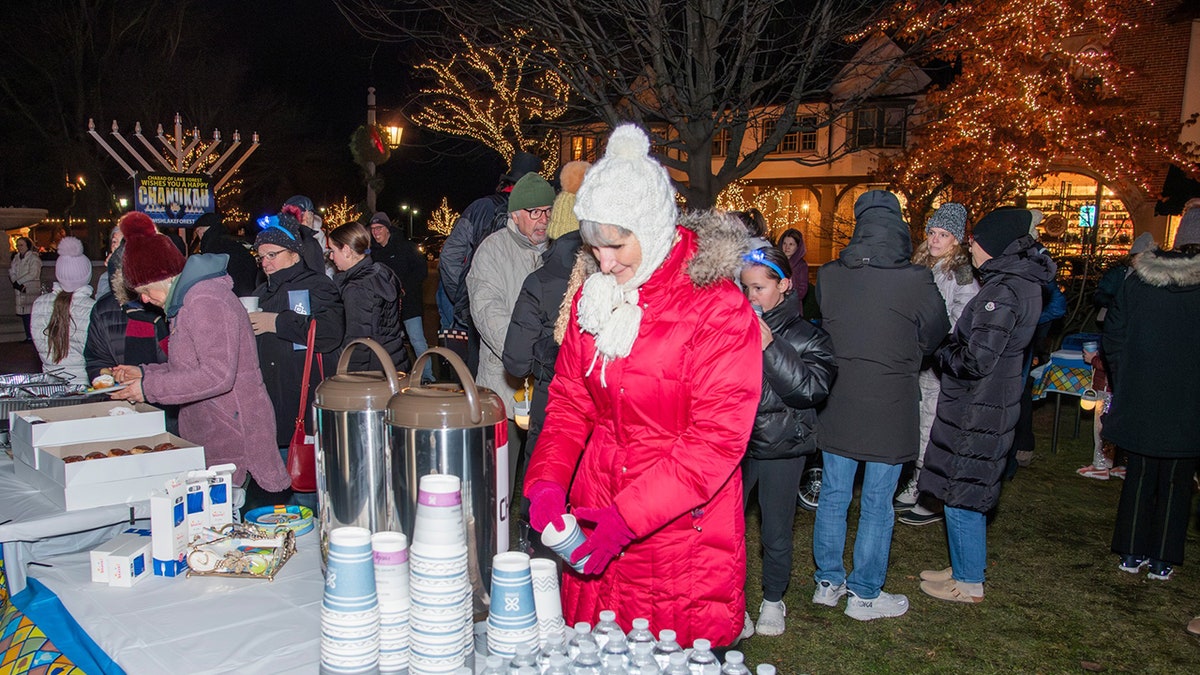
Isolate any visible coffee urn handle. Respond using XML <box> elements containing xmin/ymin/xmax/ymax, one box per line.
<box><xmin>335</xmin><ymin>338</ymin><xmax>402</xmax><ymax>394</ymax></box>
<box><xmin>409</xmin><ymin>347</ymin><xmax>483</xmax><ymax>424</ymax></box>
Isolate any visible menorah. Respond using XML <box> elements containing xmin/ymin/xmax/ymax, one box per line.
<box><xmin>88</xmin><ymin>113</ymin><xmax>259</xmax><ymax>191</ymax></box>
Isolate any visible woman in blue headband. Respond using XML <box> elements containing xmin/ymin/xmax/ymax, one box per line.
<box><xmin>739</xmin><ymin>245</ymin><xmax>836</xmax><ymax>637</ymax></box>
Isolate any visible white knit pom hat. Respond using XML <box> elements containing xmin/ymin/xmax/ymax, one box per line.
<box><xmin>574</xmin><ymin>124</ymin><xmax>678</xmax><ymax>288</ymax></box>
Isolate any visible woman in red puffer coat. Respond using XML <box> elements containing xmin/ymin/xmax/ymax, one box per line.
<box><xmin>523</xmin><ymin>125</ymin><xmax>761</xmax><ymax>648</ymax></box>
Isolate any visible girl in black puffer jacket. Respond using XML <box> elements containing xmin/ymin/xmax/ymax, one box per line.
<box><xmin>740</xmin><ymin>246</ymin><xmax>836</xmax><ymax>638</ymax></box>
<box><xmin>329</xmin><ymin>222</ymin><xmax>409</xmax><ymax>374</ymax></box>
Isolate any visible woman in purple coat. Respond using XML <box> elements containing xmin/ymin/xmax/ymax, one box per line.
<box><xmin>110</xmin><ymin>212</ymin><xmax>288</xmax><ymax>493</ymax></box>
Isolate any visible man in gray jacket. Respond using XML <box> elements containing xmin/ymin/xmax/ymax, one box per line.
<box><xmin>466</xmin><ymin>172</ymin><xmax>555</xmax><ymax>498</ymax></box>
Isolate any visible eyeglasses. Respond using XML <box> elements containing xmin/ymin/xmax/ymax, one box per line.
<box><xmin>370</xmin><ymin>224</ymin><xmax>388</xmax><ymax>231</ymax></box>
<box><xmin>258</xmin><ymin>249</ymin><xmax>290</xmax><ymax>262</ymax></box>
<box><xmin>524</xmin><ymin>207</ymin><xmax>552</xmax><ymax>219</ymax></box>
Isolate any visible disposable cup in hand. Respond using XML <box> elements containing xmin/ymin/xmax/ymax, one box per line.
<box><xmin>1082</xmin><ymin>341</ymin><xmax>1099</xmax><ymax>355</ymax></box>
<box><xmin>540</xmin><ymin>513</ymin><xmax>589</xmax><ymax>573</ymax></box>
<box><xmin>239</xmin><ymin>296</ymin><xmax>260</xmax><ymax>313</ymax></box>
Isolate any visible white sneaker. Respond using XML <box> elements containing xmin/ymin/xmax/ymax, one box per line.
<box><xmin>756</xmin><ymin>600</ymin><xmax>786</xmax><ymax>636</ymax></box>
<box><xmin>812</xmin><ymin>580</ymin><xmax>848</xmax><ymax>607</ymax></box>
<box><xmin>893</xmin><ymin>478</ymin><xmax>918</xmax><ymax>510</ymax></box>
<box><xmin>844</xmin><ymin>590</ymin><xmax>909</xmax><ymax>621</ymax></box>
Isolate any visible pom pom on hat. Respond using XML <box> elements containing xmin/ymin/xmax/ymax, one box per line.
<box><xmin>926</xmin><ymin>203</ymin><xmax>967</xmax><ymax>242</ymax></box>
<box><xmin>54</xmin><ymin>236</ymin><xmax>92</xmax><ymax>293</ymax></box>
<box><xmin>574</xmin><ymin>124</ymin><xmax>678</xmax><ymax>287</ymax></box>
<box><xmin>120</xmin><ymin>212</ymin><xmax>185</xmax><ymax>289</ymax></box>
<box><xmin>1175</xmin><ymin>207</ymin><xmax>1200</xmax><ymax>248</ymax></box>
<box><xmin>546</xmin><ymin>160</ymin><xmax>591</xmax><ymax>239</ymax></box>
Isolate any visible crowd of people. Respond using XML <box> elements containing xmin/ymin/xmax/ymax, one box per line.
<box><xmin>7</xmin><ymin>122</ymin><xmax>1199</xmax><ymax>646</ymax></box>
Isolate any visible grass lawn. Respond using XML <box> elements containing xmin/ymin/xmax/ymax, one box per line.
<box><xmin>738</xmin><ymin>400</ymin><xmax>1200</xmax><ymax>674</ymax></box>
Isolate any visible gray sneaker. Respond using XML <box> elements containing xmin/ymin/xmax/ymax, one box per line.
<box><xmin>812</xmin><ymin>580</ymin><xmax>848</xmax><ymax>607</ymax></box>
<box><xmin>844</xmin><ymin>590</ymin><xmax>909</xmax><ymax>621</ymax></box>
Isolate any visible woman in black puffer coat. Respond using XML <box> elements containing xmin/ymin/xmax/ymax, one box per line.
<box><xmin>328</xmin><ymin>222</ymin><xmax>409</xmax><ymax>374</ymax></box>
<box><xmin>918</xmin><ymin>208</ymin><xmax>1055</xmax><ymax>604</ymax></box>
<box><xmin>740</xmin><ymin>246</ymin><xmax>836</xmax><ymax>637</ymax></box>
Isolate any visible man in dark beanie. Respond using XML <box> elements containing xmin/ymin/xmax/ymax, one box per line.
<box><xmin>918</xmin><ymin>207</ymin><xmax>1055</xmax><ymax>604</ymax></box>
<box><xmin>194</xmin><ymin>212</ymin><xmax>259</xmax><ymax>296</ymax></box>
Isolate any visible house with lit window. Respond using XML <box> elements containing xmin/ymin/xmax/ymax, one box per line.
<box><xmin>562</xmin><ymin>4</ymin><xmax>1199</xmax><ymax>269</ymax></box>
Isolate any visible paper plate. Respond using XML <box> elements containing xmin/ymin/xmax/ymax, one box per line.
<box><xmin>87</xmin><ymin>383</ymin><xmax>129</xmax><ymax>394</ymax></box>
<box><xmin>244</xmin><ymin>505</ymin><xmax>315</xmax><ymax>537</ymax></box>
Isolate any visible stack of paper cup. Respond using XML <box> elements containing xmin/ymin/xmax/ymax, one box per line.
<box><xmin>529</xmin><ymin>558</ymin><xmax>567</xmax><ymax>647</ymax></box>
<box><xmin>408</xmin><ymin>474</ymin><xmax>473</xmax><ymax>673</ymax></box>
<box><xmin>486</xmin><ymin>551</ymin><xmax>540</xmax><ymax>659</ymax></box>
<box><xmin>321</xmin><ymin>527</ymin><xmax>380</xmax><ymax>674</ymax></box>
<box><xmin>372</xmin><ymin>531</ymin><xmax>411</xmax><ymax>675</ymax></box>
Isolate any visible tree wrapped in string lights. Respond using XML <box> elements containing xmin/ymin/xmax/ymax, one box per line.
<box><xmin>873</xmin><ymin>0</ymin><xmax>1198</xmax><ymax>234</ymax></box>
<box><xmin>411</xmin><ymin>31</ymin><xmax>569</xmax><ymax>168</ymax></box>
<box><xmin>427</xmin><ymin>197</ymin><xmax>459</xmax><ymax>236</ymax></box>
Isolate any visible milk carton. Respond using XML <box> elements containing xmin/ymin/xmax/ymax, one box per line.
<box><xmin>150</xmin><ymin>477</ymin><xmax>188</xmax><ymax>576</ymax></box>
<box><xmin>184</xmin><ymin>474</ymin><xmax>210</xmax><ymax>543</ymax></box>
<box><xmin>107</xmin><ymin>537</ymin><xmax>152</xmax><ymax>587</ymax></box>
<box><xmin>89</xmin><ymin>530</ymin><xmax>150</xmax><ymax>583</ymax></box>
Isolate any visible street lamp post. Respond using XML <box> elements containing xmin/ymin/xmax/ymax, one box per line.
<box><xmin>400</xmin><ymin>204</ymin><xmax>417</xmax><ymax>239</ymax></box>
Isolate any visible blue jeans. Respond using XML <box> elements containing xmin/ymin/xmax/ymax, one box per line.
<box><xmin>944</xmin><ymin>506</ymin><xmax>986</xmax><ymax>583</ymax></box>
<box><xmin>813</xmin><ymin>451</ymin><xmax>902</xmax><ymax>599</ymax></box>
<box><xmin>404</xmin><ymin>316</ymin><xmax>434</xmax><ymax>381</ymax></box>
<box><xmin>436</xmin><ymin>283</ymin><xmax>455</xmax><ymax>330</ymax></box>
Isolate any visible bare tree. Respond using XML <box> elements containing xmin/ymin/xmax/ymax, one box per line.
<box><xmin>336</xmin><ymin>0</ymin><xmax>913</xmax><ymax>208</ymax></box>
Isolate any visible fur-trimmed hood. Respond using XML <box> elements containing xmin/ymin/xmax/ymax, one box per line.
<box><xmin>554</xmin><ymin>210</ymin><xmax>749</xmax><ymax>343</ymax></box>
<box><xmin>1133</xmin><ymin>248</ymin><xmax>1200</xmax><ymax>289</ymax></box>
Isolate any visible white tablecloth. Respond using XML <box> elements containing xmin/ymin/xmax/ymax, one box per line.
<box><xmin>0</xmin><ymin>455</ymin><xmax>149</xmax><ymax>594</ymax></box>
<box><xmin>29</xmin><ymin>539</ymin><xmax>326</xmax><ymax>674</ymax></box>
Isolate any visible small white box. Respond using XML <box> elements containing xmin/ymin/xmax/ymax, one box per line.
<box><xmin>150</xmin><ymin>478</ymin><xmax>188</xmax><ymax>577</ymax></box>
<box><xmin>9</xmin><ymin>401</ymin><xmax>164</xmax><ymax>469</ymax></box>
<box><xmin>89</xmin><ymin>531</ymin><xmax>147</xmax><ymax>583</ymax></box>
<box><xmin>107</xmin><ymin>537</ymin><xmax>152</xmax><ymax>587</ymax></box>
<box><xmin>15</xmin><ymin>432</ymin><xmax>205</xmax><ymax>511</ymax></box>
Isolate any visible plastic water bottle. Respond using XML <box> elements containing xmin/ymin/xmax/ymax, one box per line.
<box><xmin>755</xmin><ymin>666</ymin><xmax>777</xmax><ymax>675</ymax></box>
<box><xmin>517</xmin><ymin>668</ymin><xmax>538</xmax><ymax>675</ymax></box>
<box><xmin>509</xmin><ymin>643</ymin><xmax>540</xmax><ymax>673</ymax></box>
<box><xmin>570</xmin><ymin>621</ymin><xmax>597</xmax><ymax>659</ymax></box>
<box><xmin>593</xmin><ymin>610</ymin><xmax>622</xmax><ymax>649</ymax></box>
<box><xmin>481</xmin><ymin>655</ymin><xmax>507</xmax><ymax>674</ymax></box>
<box><xmin>601</xmin><ymin>628</ymin><xmax>630</xmax><ymax>667</ymax></box>
<box><xmin>602</xmin><ymin>654</ymin><xmax>628</xmax><ymax>674</ymax></box>
<box><xmin>663</xmin><ymin>652</ymin><xmax>691</xmax><ymax>675</ymax></box>
<box><xmin>627</xmin><ymin>618</ymin><xmax>656</xmax><ymax>650</ymax></box>
<box><xmin>544</xmin><ymin>654</ymin><xmax>572</xmax><ymax>675</ymax></box>
<box><xmin>630</xmin><ymin>641</ymin><xmax>662</xmax><ymax>674</ymax></box>
<box><xmin>686</xmin><ymin>639</ymin><xmax>718</xmax><ymax>674</ymax></box>
<box><xmin>701</xmin><ymin>665</ymin><xmax>721</xmax><ymax>675</ymax></box>
<box><xmin>720</xmin><ymin>651</ymin><xmax>752</xmax><ymax>675</ymax></box>
<box><xmin>571</xmin><ymin>641</ymin><xmax>604</xmax><ymax>675</ymax></box>
<box><xmin>652</xmin><ymin>629</ymin><xmax>683</xmax><ymax>668</ymax></box>
<box><xmin>540</xmin><ymin>632</ymin><xmax>571</xmax><ymax>669</ymax></box>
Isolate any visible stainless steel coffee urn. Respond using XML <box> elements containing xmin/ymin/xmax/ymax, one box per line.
<box><xmin>314</xmin><ymin>338</ymin><xmax>402</xmax><ymax>569</ymax></box>
<box><xmin>387</xmin><ymin>347</ymin><xmax>507</xmax><ymax>618</ymax></box>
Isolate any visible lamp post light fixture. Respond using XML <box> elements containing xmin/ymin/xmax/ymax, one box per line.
<box><xmin>382</xmin><ymin>124</ymin><xmax>404</xmax><ymax>150</ymax></box>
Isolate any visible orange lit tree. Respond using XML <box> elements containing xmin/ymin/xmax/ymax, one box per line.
<box><xmin>874</xmin><ymin>0</ymin><xmax>1196</xmax><ymax>234</ymax></box>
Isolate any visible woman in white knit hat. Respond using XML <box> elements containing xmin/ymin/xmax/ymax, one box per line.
<box><xmin>522</xmin><ymin>124</ymin><xmax>762</xmax><ymax>648</ymax></box>
<box><xmin>31</xmin><ymin>236</ymin><xmax>95</xmax><ymax>384</ymax></box>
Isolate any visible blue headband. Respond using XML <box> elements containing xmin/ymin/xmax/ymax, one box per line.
<box><xmin>742</xmin><ymin>248</ymin><xmax>787</xmax><ymax>281</ymax></box>
<box><xmin>256</xmin><ymin>215</ymin><xmax>296</xmax><ymax>240</ymax></box>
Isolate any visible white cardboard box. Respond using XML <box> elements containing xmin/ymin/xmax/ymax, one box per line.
<box><xmin>14</xmin><ymin>432</ymin><xmax>206</xmax><ymax>511</ymax></box>
<box><xmin>107</xmin><ymin>537</ymin><xmax>152</xmax><ymax>587</ymax></box>
<box><xmin>150</xmin><ymin>478</ymin><xmax>188</xmax><ymax>577</ymax></box>
<box><xmin>9</xmin><ymin>402</ymin><xmax>164</xmax><ymax>469</ymax></box>
<box><xmin>90</xmin><ymin>531</ymin><xmax>149</xmax><ymax>583</ymax></box>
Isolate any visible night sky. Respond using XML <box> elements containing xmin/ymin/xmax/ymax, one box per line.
<box><xmin>0</xmin><ymin>0</ymin><xmax>510</xmax><ymax>234</ymax></box>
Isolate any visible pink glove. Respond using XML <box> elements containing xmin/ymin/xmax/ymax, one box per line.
<box><xmin>526</xmin><ymin>481</ymin><xmax>567</xmax><ymax>533</ymax></box>
<box><xmin>571</xmin><ymin>505</ymin><xmax>635</xmax><ymax>576</ymax></box>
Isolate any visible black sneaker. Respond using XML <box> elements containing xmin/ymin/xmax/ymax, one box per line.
<box><xmin>1148</xmin><ymin>559</ymin><xmax>1174</xmax><ymax>581</ymax></box>
<box><xmin>1118</xmin><ymin>554</ymin><xmax>1149</xmax><ymax>574</ymax></box>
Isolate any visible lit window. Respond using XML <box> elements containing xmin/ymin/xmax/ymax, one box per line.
<box><xmin>570</xmin><ymin>135</ymin><xmax>598</xmax><ymax>162</ymax></box>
